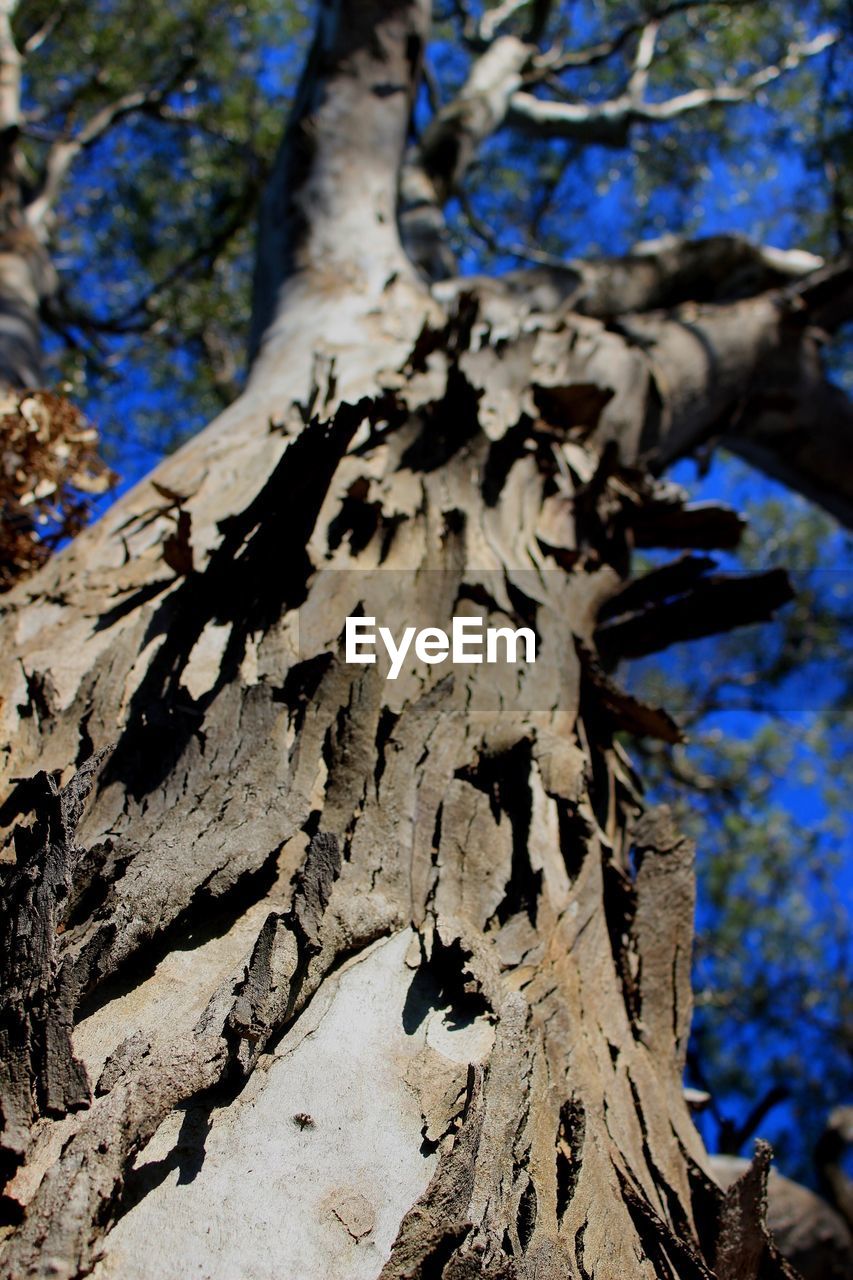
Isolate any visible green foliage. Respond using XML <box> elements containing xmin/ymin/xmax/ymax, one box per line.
<box><xmin>450</xmin><ymin>0</ymin><xmax>849</xmax><ymax>264</ymax></box>
<box><xmin>14</xmin><ymin>0</ymin><xmax>308</xmax><ymax>461</ymax></box>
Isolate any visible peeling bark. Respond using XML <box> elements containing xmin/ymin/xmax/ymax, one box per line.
<box><xmin>0</xmin><ymin>748</ymin><xmax>112</xmax><ymax>1190</ymax></box>
<box><xmin>0</xmin><ymin>1</ymin><xmax>847</xmax><ymax>1277</ymax></box>
<box><xmin>0</xmin><ymin>282</ymin><xmax>801</xmax><ymax>1275</ymax></box>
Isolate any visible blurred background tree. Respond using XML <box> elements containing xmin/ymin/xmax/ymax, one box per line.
<box><xmin>0</xmin><ymin>0</ymin><xmax>307</xmax><ymax>583</ymax></box>
<box><xmin>8</xmin><ymin>0</ymin><xmax>307</xmax><ymax>459</ymax></box>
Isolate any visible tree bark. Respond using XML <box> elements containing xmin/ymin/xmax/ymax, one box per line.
<box><xmin>0</xmin><ymin>0</ymin><xmax>52</xmax><ymax>388</ymax></box>
<box><xmin>0</xmin><ymin>2</ymin><xmax>848</xmax><ymax>1277</ymax></box>
<box><xmin>0</xmin><ymin>225</ymin><xmax>51</xmax><ymax>388</ymax></box>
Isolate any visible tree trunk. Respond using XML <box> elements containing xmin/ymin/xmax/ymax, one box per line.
<box><xmin>0</xmin><ymin>222</ymin><xmax>49</xmax><ymax>388</ymax></box>
<box><xmin>0</xmin><ymin>3</ymin><xmax>846</xmax><ymax>1277</ymax></box>
<box><xmin>0</xmin><ymin>4</ymin><xmax>52</xmax><ymax>389</ymax></box>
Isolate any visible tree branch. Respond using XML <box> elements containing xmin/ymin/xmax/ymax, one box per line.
<box><xmin>527</xmin><ymin>0</ymin><xmax>752</xmax><ymax>77</ymax></box>
<box><xmin>595</xmin><ymin>568</ymin><xmax>794</xmax><ymax>661</ymax></box>
<box><xmin>401</xmin><ymin>8</ymin><xmax>834</xmax><ymax>279</ymax></box>
<box><xmin>24</xmin><ymin>46</ymin><xmax>200</xmax><ymax>233</ymax></box>
<box><xmin>508</xmin><ymin>32</ymin><xmax>837</xmax><ymax>145</ymax></box>
<box><xmin>25</xmin><ymin>87</ymin><xmax>158</xmax><ymax>230</ymax></box>
<box><xmin>48</xmin><ymin>178</ymin><xmax>259</xmax><ymax>342</ymax></box>
<box><xmin>435</xmin><ymin>233</ymin><xmax>825</xmax><ymax>319</ymax></box>
<box><xmin>630</xmin><ymin>257</ymin><xmax>853</xmax><ymax>526</ymax></box>
<box><xmin>478</xmin><ymin>0</ymin><xmax>528</xmax><ymax>43</ymax></box>
<box><xmin>444</xmin><ymin>241</ymin><xmax>853</xmax><ymax>526</ymax></box>
<box><xmin>457</xmin><ymin>185</ymin><xmax>571</xmax><ymax>270</ymax></box>
<box><xmin>143</xmin><ymin>101</ymin><xmax>260</xmax><ymax>161</ymax></box>
<box><xmin>20</xmin><ymin>0</ymin><xmax>73</xmax><ymax>55</ymax></box>
<box><xmin>249</xmin><ymin>0</ymin><xmax>431</xmax><ymax>367</ymax></box>
<box><xmin>627</xmin><ymin>20</ymin><xmax>660</xmax><ymax>102</ymax></box>
<box><xmin>400</xmin><ymin>32</ymin><xmax>534</xmax><ymax>277</ymax></box>
<box><xmin>0</xmin><ymin>0</ymin><xmax>21</xmax><ymax>132</ymax></box>
<box><xmin>723</xmin><ymin>357</ymin><xmax>853</xmax><ymax>529</ymax></box>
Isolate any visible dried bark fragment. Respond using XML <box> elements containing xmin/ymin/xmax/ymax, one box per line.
<box><xmin>378</xmin><ymin>1066</ymin><xmax>486</xmax><ymax>1280</ymax></box>
<box><xmin>597</xmin><ymin>554</ymin><xmax>718</xmax><ymax>623</ymax></box>
<box><xmin>227</xmin><ymin>832</ymin><xmax>342</xmax><ymax>1073</ymax></box>
<box><xmin>226</xmin><ymin>912</ymin><xmax>301</xmax><ymax>1075</ymax></box>
<box><xmin>630</xmin><ymin>500</ymin><xmax>746</xmax><ymax>551</ymax></box>
<box><xmin>0</xmin><ymin>747</ymin><xmax>112</xmax><ymax>1187</ymax></box>
<box><xmin>631</xmin><ymin>806</ymin><xmax>696</xmax><ymax>1072</ymax></box>
<box><xmin>287</xmin><ymin>831</ymin><xmax>342</xmax><ymax>956</ymax></box>
<box><xmin>578</xmin><ymin>643</ymin><xmax>685</xmax><ymax>744</ymax></box>
<box><xmin>617</xmin><ymin>1168</ymin><xmax>715</xmax><ymax>1280</ymax></box>
<box><xmin>714</xmin><ymin>1141</ymin><xmax>799</xmax><ymax>1280</ymax></box>
<box><xmin>595</xmin><ymin>568</ymin><xmax>794</xmax><ymax>661</ymax></box>
<box><xmin>0</xmin><ymin>392</ymin><xmax>114</xmax><ymax>594</ymax></box>
<box><xmin>1</xmin><ymin>832</ymin><xmax>348</xmax><ymax>1279</ymax></box>
<box><xmin>0</xmin><ymin>1010</ymin><xmax>232</xmax><ymax>1278</ymax></box>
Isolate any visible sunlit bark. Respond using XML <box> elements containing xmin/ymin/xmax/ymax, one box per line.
<box><xmin>1</xmin><ymin>3</ymin><xmax>848</xmax><ymax>1277</ymax></box>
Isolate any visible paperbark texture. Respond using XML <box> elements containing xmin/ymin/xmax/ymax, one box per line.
<box><xmin>0</xmin><ymin>2</ymin><xmax>849</xmax><ymax>1277</ymax></box>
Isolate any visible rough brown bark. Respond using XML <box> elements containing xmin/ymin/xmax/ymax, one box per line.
<box><xmin>0</xmin><ymin>2</ymin><xmax>849</xmax><ymax>1278</ymax></box>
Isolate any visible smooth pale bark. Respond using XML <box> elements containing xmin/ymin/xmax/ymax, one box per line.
<box><xmin>0</xmin><ymin>241</ymin><xmax>51</xmax><ymax>387</ymax></box>
<box><xmin>0</xmin><ymin>146</ymin><xmax>53</xmax><ymax>387</ymax></box>
<box><xmin>0</xmin><ymin>2</ymin><xmax>849</xmax><ymax>1278</ymax></box>
<box><xmin>0</xmin><ymin>3</ymin><xmax>47</xmax><ymax>386</ymax></box>
<box><xmin>400</xmin><ymin>34</ymin><xmax>532</xmax><ymax>277</ymax></box>
<box><xmin>0</xmin><ymin>2</ymin><xmax>180</xmax><ymax>390</ymax></box>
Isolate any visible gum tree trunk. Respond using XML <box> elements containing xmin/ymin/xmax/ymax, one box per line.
<box><xmin>0</xmin><ymin>1</ymin><xmax>53</xmax><ymax>389</ymax></box>
<box><xmin>0</xmin><ymin>3</ymin><xmax>849</xmax><ymax>1277</ymax></box>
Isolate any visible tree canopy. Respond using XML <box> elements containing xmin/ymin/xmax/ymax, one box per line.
<box><xmin>9</xmin><ymin>1</ymin><xmax>851</xmax><ymax>464</ymax></box>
